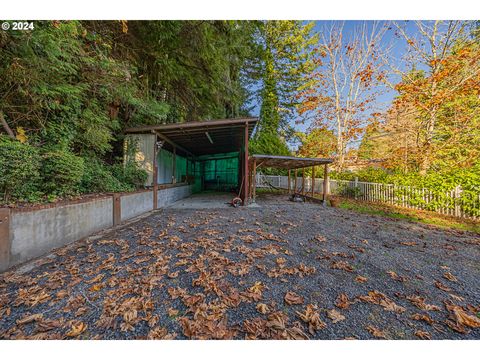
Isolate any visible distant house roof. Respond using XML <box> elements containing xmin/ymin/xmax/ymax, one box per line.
<box><xmin>249</xmin><ymin>154</ymin><xmax>333</xmax><ymax>170</ymax></box>
<box><xmin>125</xmin><ymin>117</ymin><xmax>258</xmax><ymax>156</ymax></box>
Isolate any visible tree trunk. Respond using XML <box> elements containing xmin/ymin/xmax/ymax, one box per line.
<box><xmin>0</xmin><ymin>111</ymin><xmax>15</xmax><ymax>139</ymax></box>
<box><xmin>336</xmin><ymin>131</ymin><xmax>345</xmax><ymax>171</ymax></box>
<box><xmin>419</xmin><ymin>111</ymin><xmax>437</xmax><ymax>175</ymax></box>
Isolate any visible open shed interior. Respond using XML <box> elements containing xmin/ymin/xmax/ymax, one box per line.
<box><xmin>124</xmin><ymin>118</ymin><xmax>258</xmax><ymax>204</ymax></box>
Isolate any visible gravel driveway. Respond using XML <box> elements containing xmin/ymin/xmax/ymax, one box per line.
<box><xmin>1</xmin><ymin>192</ymin><xmax>479</xmax><ymax>339</ymax></box>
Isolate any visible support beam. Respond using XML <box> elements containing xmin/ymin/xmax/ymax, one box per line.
<box><xmin>288</xmin><ymin>170</ymin><xmax>291</xmax><ymax>194</ymax></box>
<box><xmin>311</xmin><ymin>166</ymin><xmax>315</xmax><ymax>197</ymax></box>
<box><xmin>302</xmin><ymin>168</ymin><xmax>305</xmax><ymax>195</ymax></box>
<box><xmin>243</xmin><ymin>123</ymin><xmax>249</xmax><ymax>205</ymax></box>
<box><xmin>294</xmin><ymin>169</ymin><xmax>298</xmax><ymax>193</ymax></box>
<box><xmin>113</xmin><ymin>194</ymin><xmax>121</xmax><ymax>226</ymax></box>
<box><xmin>252</xmin><ymin>158</ymin><xmax>257</xmax><ymax>202</ymax></box>
<box><xmin>172</xmin><ymin>146</ymin><xmax>176</xmax><ymax>184</ymax></box>
<box><xmin>322</xmin><ymin>164</ymin><xmax>329</xmax><ymax>206</ymax></box>
<box><xmin>154</xmin><ymin>130</ymin><xmax>194</xmax><ymax>158</ymax></box>
<box><xmin>153</xmin><ymin>134</ymin><xmax>158</xmax><ymax>210</ymax></box>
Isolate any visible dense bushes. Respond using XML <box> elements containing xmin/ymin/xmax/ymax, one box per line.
<box><xmin>79</xmin><ymin>160</ymin><xmax>147</xmax><ymax>194</ymax></box>
<box><xmin>112</xmin><ymin>162</ymin><xmax>148</xmax><ymax>189</ymax></box>
<box><xmin>0</xmin><ymin>137</ymin><xmax>148</xmax><ymax>204</ymax></box>
<box><xmin>0</xmin><ymin>136</ymin><xmax>41</xmax><ymax>202</ymax></box>
<box><xmin>41</xmin><ymin>148</ymin><xmax>85</xmax><ymax>196</ymax></box>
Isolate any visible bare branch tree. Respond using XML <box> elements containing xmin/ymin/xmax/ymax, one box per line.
<box><xmin>298</xmin><ymin>21</ymin><xmax>390</xmax><ymax>170</ymax></box>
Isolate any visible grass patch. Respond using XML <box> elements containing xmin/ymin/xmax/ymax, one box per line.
<box><xmin>333</xmin><ymin>197</ymin><xmax>480</xmax><ymax>234</ymax></box>
<box><xmin>255</xmin><ymin>188</ymin><xmax>287</xmax><ymax>195</ymax></box>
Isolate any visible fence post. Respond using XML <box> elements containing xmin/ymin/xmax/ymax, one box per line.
<box><xmin>455</xmin><ymin>185</ymin><xmax>462</xmax><ymax>218</ymax></box>
<box><xmin>354</xmin><ymin>177</ymin><xmax>358</xmax><ymax>200</ymax></box>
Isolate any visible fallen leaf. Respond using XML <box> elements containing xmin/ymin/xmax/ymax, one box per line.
<box><xmin>148</xmin><ymin>327</ymin><xmax>177</xmax><ymax>340</ymax></box>
<box><xmin>411</xmin><ymin>313</ymin><xmax>434</xmax><ymax>325</ymax></box>
<box><xmin>284</xmin><ymin>291</ymin><xmax>304</xmax><ymax>305</ymax></box>
<box><xmin>56</xmin><ymin>290</ymin><xmax>69</xmax><ymax>299</ymax></box>
<box><xmin>443</xmin><ymin>272</ymin><xmax>458</xmax><ymax>282</ymax></box>
<box><xmin>366</xmin><ymin>325</ymin><xmax>386</xmax><ymax>339</ymax></box>
<box><xmin>16</xmin><ymin>313</ymin><xmax>43</xmax><ymax>325</ymax></box>
<box><xmin>66</xmin><ymin>321</ymin><xmax>87</xmax><ymax>337</ymax></box>
<box><xmin>249</xmin><ymin>281</ymin><xmax>264</xmax><ymax>294</ymax></box>
<box><xmin>168</xmin><ymin>308</ymin><xmax>179</xmax><ymax>317</ymax></box>
<box><xmin>331</xmin><ymin>261</ymin><xmax>354</xmax><ymax>272</ymax></box>
<box><xmin>449</xmin><ymin>294</ymin><xmax>464</xmax><ymax>302</ymax></box>
<box><xmin>123</xmin><ymin>309</ymin><xmax>138</xmax><ymax>323</ymax></box>
<box><xmin>89</xmin><ymin>283</ymin><xmax>104</xmax><ymax>292</ymax></box>
<box><xmin>358</xmin><ymin>290</ymin><xmax>405</xmax><ymax>313</ymax></box>
<box><xmin>406</xmin><ymin>295</ymin><xmax>440</xmax><ymax>311</ymax></box>
<box><xmin>434</xmin><ymin>281</ymin><xmax>451</xmax><ymax>292</ymax></box>
<box><xmin>327</xmin><ymin>309</ymin><xmax>345</xmax><ymax>323</ymax></box>
<box><xmin>446</xmin><ymin>304</ymin><xmax>480</xmax><ymax>328</ymax></box>
<box><xmin>168</xmin><ymin>271</ymin><xmax>179</xmax><ymax>279</ymax></box>
<box><xmin>414</xmin><ymin>330</ymin><xmax>431</xmax><ymax>339</ymax></box>
<box><xmin>256</xmin><ymin>303</ymin><xmax>270</xmax><ymax>314</ymax></box>
<box><xmin>386</xmin><ymin>270</ymin><xmax>406</xmax><ymax>282</ymax></box>
<box><xmin>355</xmin><ymin>276</ymin><xmax>368</xmax><ymax>283</ymax></box>
<box><xmin>335</xmin><ymin>293</ymin><xmax>352</xmax><ymax>309</ymax></box>
<box><xmin>296</xmin><ymin>304</ymin><xmax>326</xmax><ymax>334</ymax></box>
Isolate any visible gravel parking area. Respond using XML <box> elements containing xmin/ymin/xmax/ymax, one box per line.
<box><xmin>1</xmin><ymin>192</ymin><xmax>479</xmax><ymax>339</ymax></box>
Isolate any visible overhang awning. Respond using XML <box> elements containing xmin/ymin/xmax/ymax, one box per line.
<box><xmin>249</xmin><ymin>154</ymin><xmax>333</xmax><ymax>170</ymax></box>
<box><xmin>125</xmin><ymin>117</ymin><xmax>258</xmax><ymax>156</ymax></box>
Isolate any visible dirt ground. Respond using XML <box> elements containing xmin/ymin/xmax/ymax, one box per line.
<box><xmin>1</xmin><ymin>192</ymin><xmax>479</xmax><ymax>340</ymax></box>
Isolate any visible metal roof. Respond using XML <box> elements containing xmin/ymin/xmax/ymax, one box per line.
<box><xmin>125</xmin><ymin>117</ymin><xmax>258</xmax><ymax>156</ymax></box>
<box><xmin>250</xmin><ymin>154</ymin><xmax>333</xmax><ymax>170</ymax></box>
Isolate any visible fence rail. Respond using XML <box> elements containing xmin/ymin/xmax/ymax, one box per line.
<box><xmin>256</xmin><ymin>174</ymin><xmax>480</xmax><ymax>220</ymax></box>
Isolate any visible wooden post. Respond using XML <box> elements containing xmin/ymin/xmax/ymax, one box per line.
<box><xmin>243</xmin><ymin>123</ymin><xmax>249</xmax><ymax>206</ymax></box>
<box><xmin>322</xmin><ymin>164</ymin><xmax>329</xmax><ymax>206</ymax></box>
<box><xmin>113</xmin><ymin>194</ymin><xmax>121</xmax><ymax>226</ymax></box>
<box><xmin>153</xmin><ymin>135</ymin><xmax>158</xmax><ymax>210</ymax></box>
<box><xmin>252</xmin><ymin>158</ymin><xmax>257</xmax><ymax>202</ymax></box>
<box><xmin>288</xmin><ymin>170</ymin><xmax>291</xmax><ymax>194</ymax></box>
<box><xmin>311</xmin><ymin>166</ymin><xmax>315</xmax><ymax>197</ymax></box>
<box><xmin>172</xmin><ymin>146</ymin><xmax>176</xmax><ymax>184</ymax></box>
<box><xmin>0</xmin><ymin>208</ymin><xmax>11</xmax><ymax>271</ymax></box>
<box><xmin>252</xmin><ymin>170</ymin><xmax>255</xmax><ymax>195</ymax></box>
<box><xmin>294</xmin><ymin>169</ymin><xmax>298</xmax><ymax>193</ymax></box>
<box><xmin>302</xmin><ymin>168</ymin><xmax>305</xmax><ymax>195</ymax></box>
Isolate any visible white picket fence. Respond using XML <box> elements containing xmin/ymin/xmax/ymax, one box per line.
<box><xmin>256</xmin><ymin>174</ymin><xmax>480</xmax><ymax>220</ymax></box>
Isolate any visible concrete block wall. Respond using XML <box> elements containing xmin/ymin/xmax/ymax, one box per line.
<box><xmin>0</xmin><ymin>184</ymin><xmax>193</xmax><ymax>272</ymax></box>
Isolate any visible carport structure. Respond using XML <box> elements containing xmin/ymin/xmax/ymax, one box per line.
<box><xmin>125</xmin><ymin>117</ymin><xmax>258</xmax><ymax>206</ymax></box>
<box><xmin>248</xmin><ymin>154</ymin><xmax>334</xmax><ymax>204</ymax></box>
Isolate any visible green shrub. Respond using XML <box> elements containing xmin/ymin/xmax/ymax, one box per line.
<box><xmin>0</xmin><ymin>135</ymin><xmax>41</xmax><ymax>202</ymax></box>
<box><xmin>112</xmin><ymin>161</ymin><xmax>148</xmax><ymax>189</ymax></box>
<box><xmin>79</xmin><ymin>160</ymin><xmax>131</xmax><ymax>193</ymax></box>
<box><xmin>40</xmin><ymin>148</ymin><xmax>84</xmax><ymax>196</ymax></box>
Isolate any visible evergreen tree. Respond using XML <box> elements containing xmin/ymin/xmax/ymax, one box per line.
<box><xmin>251</xmin><ymin>21</ymin><xmax>316</xmax><ymax>155</ymax></box>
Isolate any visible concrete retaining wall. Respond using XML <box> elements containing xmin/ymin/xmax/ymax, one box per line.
<box><xmin>158</xmin><ymin>184</ymin><xmax>193</xmax><ymax>208</ymax></box>
<box><xmin>0</xmin><ymin>184</ymin><xmax>193</xmax><ymax>272</ymax></box>
<box><xmin>9</xmin><ymin>197</ymin><xmax>113</xmax><ymax>268</ymax></box>
<box><xmin>121</xmin><ymin>191</ymin><xmax>154</xmax><ymax>222</ymax></box>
